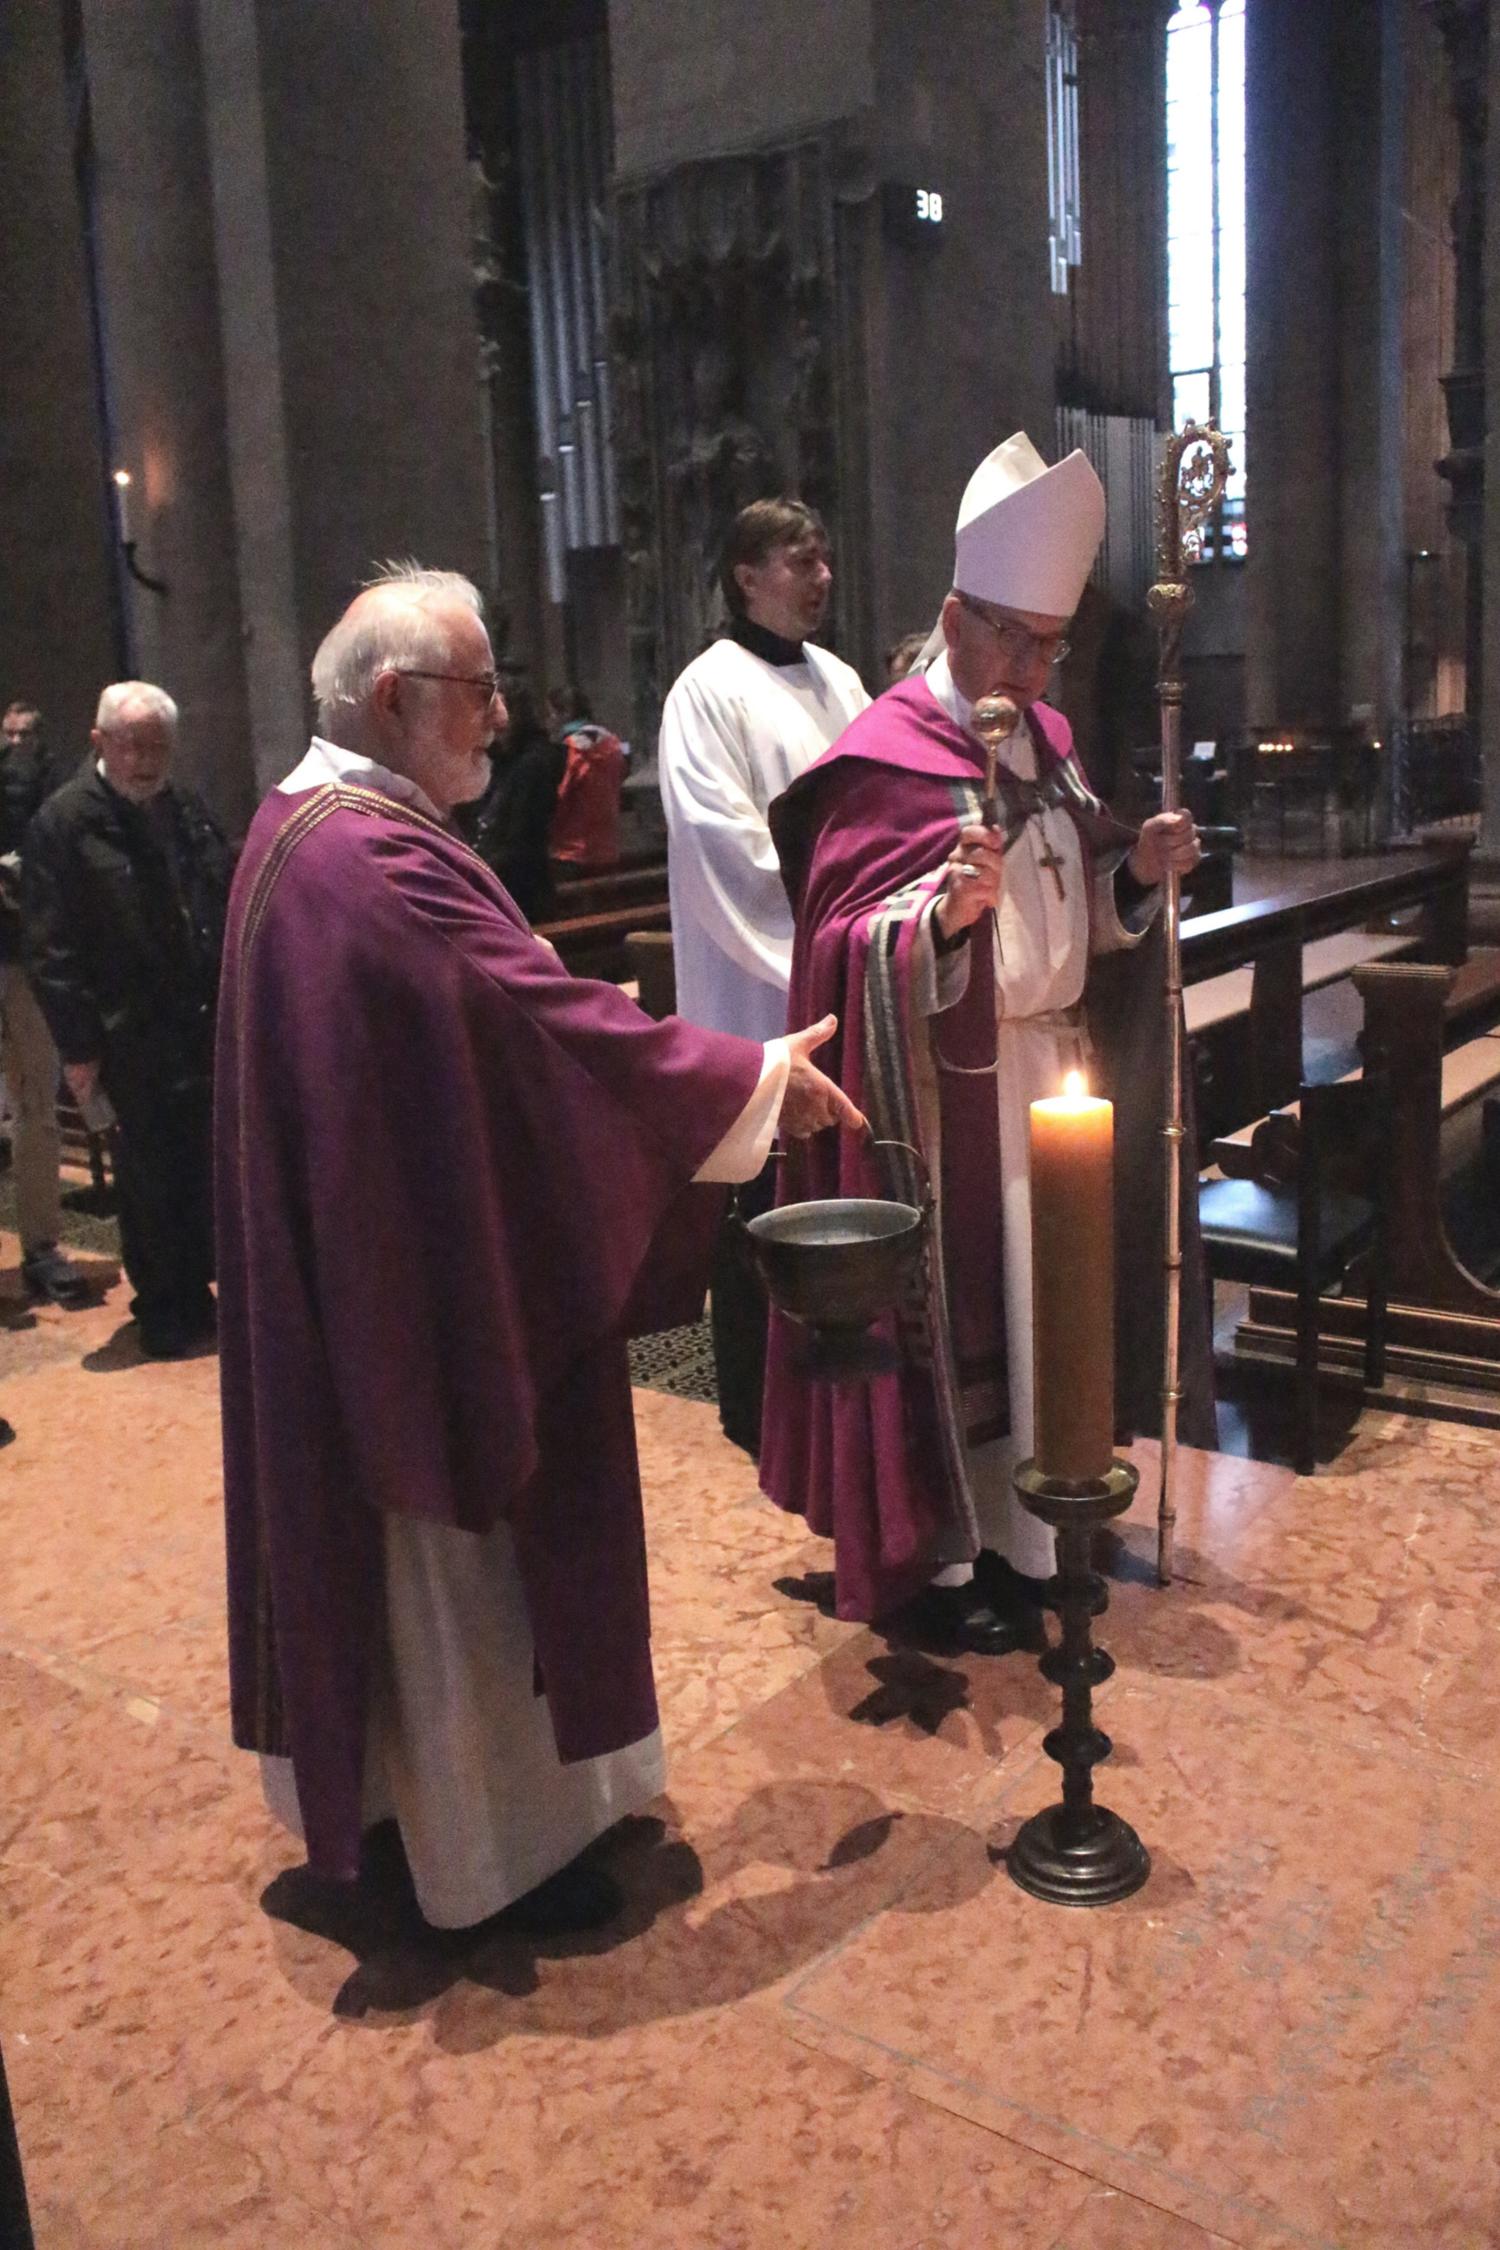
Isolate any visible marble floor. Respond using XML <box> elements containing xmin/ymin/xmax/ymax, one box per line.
<box><xmin>4</xmin><ymin>1239</ymin><xmax>1500</xmax><ymax>2248</ymax></box>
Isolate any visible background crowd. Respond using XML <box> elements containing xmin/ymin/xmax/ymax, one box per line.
<box><xmin>0</xmin><ymin>666</ymin><xmax>626</xmax><ymax>1401</ymax></box>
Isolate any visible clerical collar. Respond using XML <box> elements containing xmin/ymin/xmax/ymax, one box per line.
<box><xmin>279</xmin><ymin>737</ymin><xmax>442</xmax><ymax>823</ymax></box>
<box><xmin>727</xmin><ymin>615</ymin><xmax>809</xmax><ymax>669</ymax></box>
<box><xmin>923</xmin><ymin>652</ymin><xmax>972</xmax><ymax>730</ymax></box>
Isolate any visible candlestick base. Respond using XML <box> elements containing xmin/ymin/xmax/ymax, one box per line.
<box><xmin>1005</xmin><ymin>1459</ymin><xmax>1150</xmax><ymax>1909</ymax></box>
<box><xmin>1008</xmin><ymin>1803</ymin><xmax>1151</xmax><ymax>1908</ymax></box>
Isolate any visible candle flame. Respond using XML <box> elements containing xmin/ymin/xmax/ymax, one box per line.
<box><xmin>113</xmin><ymin>469</ymin><xmax>132</xmax><ymax>489</ymax></box>
<box><xmin>1063</xmin><ymin>1069</ymin><xmax>1087</xmax><ymax>1099</ymax></box>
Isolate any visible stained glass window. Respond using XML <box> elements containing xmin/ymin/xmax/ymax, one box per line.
<box><xmin>1167</xmin><ymin>0</ymin><xmax>1246</xmax><ymax>558</ymax></box>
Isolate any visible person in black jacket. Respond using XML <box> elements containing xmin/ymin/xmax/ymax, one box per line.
<box><xmin>24</xmin><ymin>682</ymin><xmax>232</xmax><ymax>1357</ymax></box>
<box><xmin>462</xmin><ymin>676</ymin><xmax>566</xmax><ymax>921</ymax></box>
<box><xmin>0</xmin><ymin>700</ymin><xmax>89</xmax><ymax>1307</ymax></box>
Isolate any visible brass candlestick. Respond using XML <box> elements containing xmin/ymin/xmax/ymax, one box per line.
<box><xmin>1147</xmin><ymin>424</ymin><xmax>1230</xmax><ymax>1588</ymax></box>
<box><xmin>1006</xmin><ymin>1457</ymin><xmax>1150</xmax><ymax>1907</ymax></box>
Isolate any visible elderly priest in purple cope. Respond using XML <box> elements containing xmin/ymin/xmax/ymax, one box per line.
<box><xmin>761</xmin><ymin>436</ymin><xmax>1217</xmax><ymax>1657</ymax></box>
<box><xmin>216</xmin><ymin>565</ymin><xmax>862</xmax><ymax>1938</ymax></box>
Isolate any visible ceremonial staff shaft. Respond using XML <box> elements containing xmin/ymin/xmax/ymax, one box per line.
<box><xmin>1147</xmin><ymin>422</ymin><xmax>1230</xmax><ymax>1587</ymax></box>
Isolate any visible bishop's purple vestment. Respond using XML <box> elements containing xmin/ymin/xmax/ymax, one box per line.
<box><xmin>760</xmin><ymin>676</ymin><xmax>1216</xmax><ymax>1623</ymax></box>
<box><xmin>216</xmin><ymin>779</ymin><xmax>761</xmax><ymax>1885</ymax></box>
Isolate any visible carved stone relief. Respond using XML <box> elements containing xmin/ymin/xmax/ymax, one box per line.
<box><xmin>610</xmin><ymin>136</ymin><xmax>867</xmax><ymax>745</ymax></box>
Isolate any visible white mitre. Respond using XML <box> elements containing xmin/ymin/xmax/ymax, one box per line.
<box><xmin>953</xmin><ymin>432</ymin><xmax>1106</xmax><ymax>616</ymax></box>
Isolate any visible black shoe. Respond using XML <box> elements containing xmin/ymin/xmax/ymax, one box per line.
<box><xmin>898</xmin><ymin>1581</ymin><xmax>1033</xmax><ymax>1658</ymax></box>
<box><xmin>139</xmin><ymin>1321</ymin><xmax>193</xmax><ymax>1360</ymax></box>
<box><xmin>21</xmin><ymin>1243</ymin><xmax>92</xmax><ymax>1310</ymax></box>
<box><xmin>977</xmin><ymin>1552</ymin><xmax>1053</xmax><ymax>1615</ymax></box>
<box><xmin>0</xmin><ymin>1417</ymin><xmax>14</xmax><ymax>1448</ymax></box>
<box><xmin>138</xmin><ymin>1297</ymin><xmax>217</xmax><ymax>1359</ymax></box>
<box><xmin>493</xmin><ymin>1862</ymin><xmax>624</xmax><ymax>1937</ymax></box>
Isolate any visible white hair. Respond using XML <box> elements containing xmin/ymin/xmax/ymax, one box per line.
<box><xmin>310</xmin><ymin>562</ymin><xmax>486</xmax><ymax>730</ymax></box>
<box><xmin>95</xmin><ymin>680</ymin><xmax>179</xmax><ymax>735</ymax></box>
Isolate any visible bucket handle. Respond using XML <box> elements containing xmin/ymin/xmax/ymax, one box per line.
<box><xmin>732</xmin><ymin>1135</ymin><xmax>933</xmax><ymax>1222</ymax></box>
<box><xmin>866</xmin><ymin>1136</ymin><xmax>934</xmax><ymax>1215</ymax></box>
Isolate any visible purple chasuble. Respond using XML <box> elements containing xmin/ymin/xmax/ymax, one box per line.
<box><xmin>761</xmin><ymin>679</ymin><xmax>1133</xmax><ymax>1623</ymax></box>
<box><xmin>216</xmin><ymin>782</ymin><xmax>762</xmax><ymax>1882</ymax></box>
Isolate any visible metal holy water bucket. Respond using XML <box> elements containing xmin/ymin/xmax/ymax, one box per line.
<box><xmin>742</xmin><ymin>1139</ymin><xmax>932</xmax><ymax>1380</ymax></box>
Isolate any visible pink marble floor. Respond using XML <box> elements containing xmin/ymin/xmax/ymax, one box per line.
<box><xmin>3</xmin><ymin>1241</ymin><xmax>1498</xmax><ymax>2246</ymax></box>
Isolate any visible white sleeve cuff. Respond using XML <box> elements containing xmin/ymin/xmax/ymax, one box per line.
<box><xmin>693</xmin><ymin>1037</ymin><xmax>793</xmax><ymax>1183</ymax></box>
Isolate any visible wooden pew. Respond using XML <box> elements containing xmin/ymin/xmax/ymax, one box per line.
<box><xmin>1347</xmin><ymin>960</ymin><xmax>1500</xmax><ymax>1319</ymax></box>
<box><xmin>1225</xmin><ymin>957</ymin><xmax>1500</xmax><ymax>1398</ymax></box>
<box><xmin>1209</xmin><ymin>948</ymin><xmax>1500</xmax><ymax>1179</ymax></box>
<box><xmin>1185</xmin><ymin>926</ymin><xmax>1421</xmax><ymax>1042</ymax></box>
<box><xmin>538</xmin><ymin>854</ymin><xmax>669</xmax><ymax>980</ymax></box>
<box><xmin>1181</xmin><ymin>842</ymin><xmax>1472</xmax><ymax>1127</ymax></box>
<box><xmin>539</xmin><ymin>898</ymin><xmax>670</xmax><ymax>981</ymax></box>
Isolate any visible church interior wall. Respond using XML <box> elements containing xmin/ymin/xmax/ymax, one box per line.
<box><xmin>0</xmin><ymin>1</ymin><xmax>121</xmax><ymax>779</ymax></box>
<box><xmin>3</xmin><ymin>0</ymin><xmax>1491</xmax><ymax>842</ymax></box>
<box><xmin>607</xmin><ymin>0</ymin><xmax>876</xmax><ymax>186</ymax></box>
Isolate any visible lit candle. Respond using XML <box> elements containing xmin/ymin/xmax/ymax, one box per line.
<box><xmin>1029</xmin><ymin>1069</ymin><xmax>1114</xmax><ymax>1482</ymax></box>
<box><xmin>112</xmin><ymin>468</ymin><xmax>133</xmax><ymax>545</ymax></box>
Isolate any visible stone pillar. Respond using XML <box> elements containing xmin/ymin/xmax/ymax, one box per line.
<box><xmin>79</xmin><ymin>0</ymin><xmax>256</xmax><ymax>827</ymax></box>
<box><xmin>1245</xmin><ymin>0</ymin><xmax>1405</xmax><ymax>769</ymax></box>
<box><xmin>0</xmin><ymin>1</ymin><xmax>119</xmax><ymax>765</ymax></box>
<box><xmin>1244</xmin><ymin>0</ymin><xmax>1342</xmax><ymax>732</ymax></box>
<box><xmin>197</xmin><ymin>0</ymin><xmax>491</xmax><ymax>793</ymax></box>
<box><xmin>1335</xmin><ymin>0</ymin><xmax>1407</xmax><ymax>790</ymax></box>
<box><xmin>1432</xmin><ymin>0</ymin><xmax>1488</xmax><ymax>729</ymax></box>
<box><xmin>864</xmin><ymin>0</ymin><xmax>1056</xmax><ymax>656</ymax></box>
<box><xmin>1482</xmin><ymin>0</ymin><xmax>1500</xmax><ymax>863</ymax></box>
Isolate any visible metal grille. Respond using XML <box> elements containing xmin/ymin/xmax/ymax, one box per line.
<box><xmin>1391</xmin><ymin>714</ymin><xmax>1480</xmax><ymax>835</ymax></box>
<box><xmin>514</xmin><ymin>36</ymin><xmax>620</xmax><ymax>604</ymax></box>
<box><xmin>1056</xmin><ymin>407</ymin><xmax>1157</xmax><ymax>607</ymax></box>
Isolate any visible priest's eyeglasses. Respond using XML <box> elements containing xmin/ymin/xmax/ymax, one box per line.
<box><xmin>953</xmin><ymin>594</ymin><xmax>1070</xmax><ymax>670</ymax></box>
<box><xmin>395</xmin><ymin>668</ymin><xmax>504</xmax><ymax>701</ymax></box>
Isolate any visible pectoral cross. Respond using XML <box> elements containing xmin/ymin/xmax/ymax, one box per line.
<box><xmin>1035</xmin><ymin>827</ymin><xmax>1067</xmax><ymax>901</ymax></box>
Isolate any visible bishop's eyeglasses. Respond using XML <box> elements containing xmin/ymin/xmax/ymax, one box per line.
<box><xmin>953</xmin><ymin>593</ymin><xmax>1071</xmax><ymax>670</ymax></box>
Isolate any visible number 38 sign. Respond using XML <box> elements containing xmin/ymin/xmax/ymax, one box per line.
<box><xmin>881</xmin><ymin>181</ymin><xmax>947</xmax><ymax>246</ymax></box>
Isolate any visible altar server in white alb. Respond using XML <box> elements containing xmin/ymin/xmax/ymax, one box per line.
<box><xmin>658</xmin><ymin>497</ymin><xmax>870</xmax><ymax>1453</ymax></box>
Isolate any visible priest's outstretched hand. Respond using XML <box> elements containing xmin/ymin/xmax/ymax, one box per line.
<box><xmin>934</xmin><ymin>823</ymin><xmax>1004</xmax><ymax>940</ymax></box>
<box><xmin>781</xmin><ymin>1014</ymin><xmax>868</xmax><ymax>1139</ymax></box>
<box><xmin>1127</xmin><ymin>809</ymin><xmax>1201</xmax><ymax>885</ymax></box>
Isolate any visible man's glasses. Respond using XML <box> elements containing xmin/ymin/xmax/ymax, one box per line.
<box><xmin>394</xmin><ymin>669</ymin><xmax>503</xmax><ymax>700</ymax></box>
<box><xmin>954</xmin><ymin>593</ymin><xmax>1070</xmax><ymax>670</ymax></box>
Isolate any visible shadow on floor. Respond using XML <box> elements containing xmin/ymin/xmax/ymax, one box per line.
<box><xmin>81</xmin><ymin>1320</ymin><xmax>218</xmax><ymax>1373</ymax></box>
<box><xmin>264</xmin><ymin>1787</ymin><xmax>999</xmax><ymax>2038</ymax></box>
